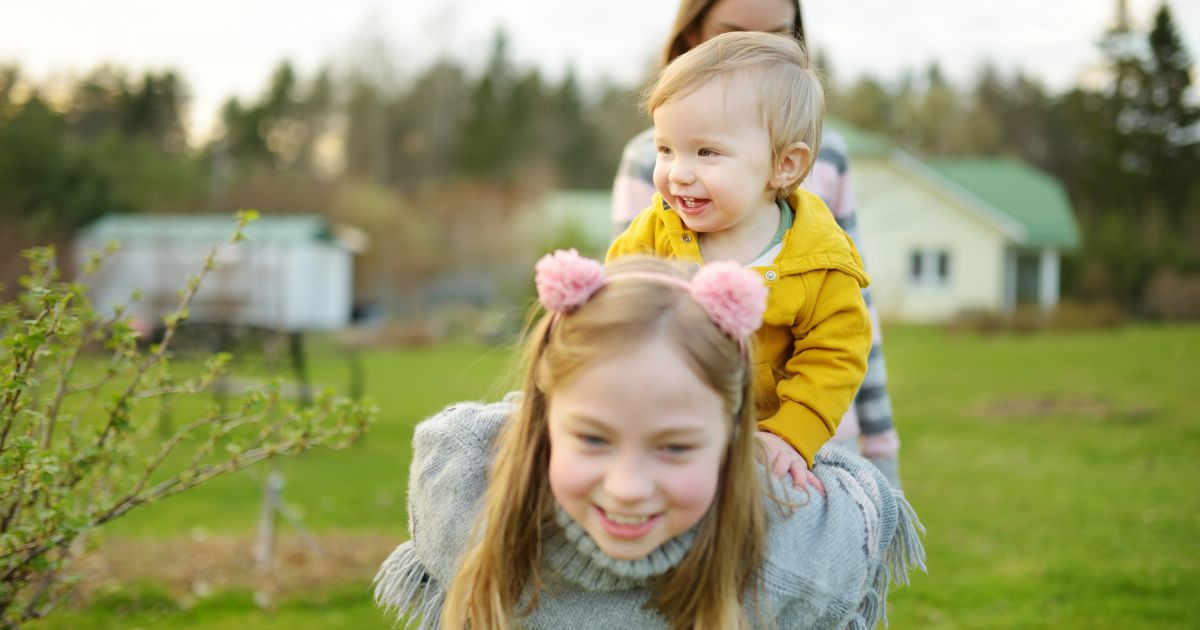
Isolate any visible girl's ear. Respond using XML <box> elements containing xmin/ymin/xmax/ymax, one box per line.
<box><xmin>770</xmin><ymin>142</ymin><xmax>813</xmax><ymax>190</ymax></box>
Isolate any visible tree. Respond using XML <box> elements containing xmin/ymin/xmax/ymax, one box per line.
<box><xmin>1059</xmin><ymin>0</ymin><xmax>1199</xmax><ymax>305</ymax></box>
<box><xmin>548</xmin><ymin>67</ymin><xmax>605</xmax><ymax>188</ymax></box>
<box><xmin>0</xmin><ymin>95</ymin><xmax>127</xmax><ymax>234</ymax></box>
<box><xmin>118</xmin><ymin>71</ymin><xmax>189</xmax><ymax>155</ymax></box>
<box><xmin>836</xmin><ymin>75</ymin><xmax>894</xmax><ymax>134</ymax></box>
<box><xmin>1136</xmin><ymin>4</ymin><xmax>1199</xmax><ymax>228</ymax></box>
<box><xmin>457</xmin><ymin>30</ymin><xmax>517</xmax><ymax>180</ymax></box>
<box><xmin>341</xmin><ymin>71</ymin><xmax>392</xmax><ymax>183</ymax></box>
<box><xmin>389</xmin><ymin>61</ymin><xmax>469</xmax><ymax>188</ymax></box>
<box><xmin>909</xmin><ymin>63</ymin><xmax>960</xmax><ymax>155</ymax></box>
<box><xmin>0</xmin><ymin>67</ymin><xmax>18</xmax><ymax>125</ymax></box>
<box><xmin>955</xmin><ymin>64</ymin><xmax>1007</xmax><ymax>155</ymax></box>
<box><xmin>214</xmin><ymin>62</ymin><xmax>334</xmax><ymax>174</ymax></box>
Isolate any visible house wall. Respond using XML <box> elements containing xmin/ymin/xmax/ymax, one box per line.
<box><xmin>851</xmin><ymin>158</ymin><xmax>1011</xmax><ymax>323</ymax></box>
<box><xmin>284</xmin><ymin>242</ymin><xmax>352</xmax><ymax>330</ymax></box>
<box><xmin>76</xmin><ymin>239</ymin><xmax>352</xmax><ymax>331</ymax></box>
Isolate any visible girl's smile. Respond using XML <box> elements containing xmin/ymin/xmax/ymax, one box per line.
<box><xmin>596</xmin><ymin>507</ymin><xmax>661</xmax><ymax>539</ymax></box>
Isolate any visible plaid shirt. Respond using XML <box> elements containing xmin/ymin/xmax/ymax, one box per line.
<box><xmin>610</xmin><ymin>127</ymin><xmax>899</xmax><ymax>458</ymax></box>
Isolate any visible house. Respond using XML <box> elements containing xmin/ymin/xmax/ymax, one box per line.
<box><xmin>75</xmin><ymin>214</ymin><xmax>355</xmax><ymax>332</ymax></box>
<box><xmin>828</xmin><ymin>119</ymin><xmax>1081</xmax><ymax>323</ymax></box>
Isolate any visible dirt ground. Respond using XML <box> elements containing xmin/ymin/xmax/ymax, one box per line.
<box><xmin>68</xmin><ymin>531</ymin><xmax>402</xmax><ymax>606</ymax></box>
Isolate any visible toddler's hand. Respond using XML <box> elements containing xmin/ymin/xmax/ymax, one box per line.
<box><xmin>755</xmin><ymin>431</ymin><xmax>826</xmax><ymax>497</ymax></box>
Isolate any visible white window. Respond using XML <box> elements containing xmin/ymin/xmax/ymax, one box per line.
<box><xmin>909</xmin><ymin>248</ymin><xmax>951</xmax><ymax>286</ymax></box>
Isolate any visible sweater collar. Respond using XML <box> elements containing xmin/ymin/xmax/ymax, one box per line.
<box><xmin>544</xmin><ymin>504</ymin><xmax>697</xmax><ymax>591</ymax></box>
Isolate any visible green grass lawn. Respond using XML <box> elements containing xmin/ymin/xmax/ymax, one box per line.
<box><xmin>29</xmin><ymin>324</ymin><xmax>1200</xmax><ymax>628</ymax></box>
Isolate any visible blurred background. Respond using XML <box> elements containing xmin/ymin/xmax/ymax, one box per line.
<box><xmin>1</xmin><ymin>0</ymin><xmax>1198</xmax><ymax>627</ymax></box>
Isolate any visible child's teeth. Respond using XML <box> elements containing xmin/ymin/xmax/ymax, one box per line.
<box><xmin>607</xmin><ymin>512</ymin><xmax>650</xmax><ymax>525</ymax></box>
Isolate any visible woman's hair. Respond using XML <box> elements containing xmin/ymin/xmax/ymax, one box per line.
<box><xmin>662</xmin><ymin>0</ymin><xmax>805</xmax><ymax>67</ymax></box>
<box><xmin>645</xmin><ymin>31</ymin><xmax>824</xmax><ymax>199</ymax></box>
<box><xmin>442</xmin><ymin>257</ymin><xmax>768</xmax><ymax>630</ymax></box>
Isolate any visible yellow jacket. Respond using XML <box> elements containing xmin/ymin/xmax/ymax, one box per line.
<box><xmin>607</xmin><ymin>189</ymin><xmax>871</xmax><ymax>466</ymax></box>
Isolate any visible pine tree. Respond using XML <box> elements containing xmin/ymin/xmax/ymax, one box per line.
<box><xmin>1136</xmin><ymin>3</ymin><xmax>1199</xmax><ymax>228</ymax></box>
<box><xmin>458</xmin><ymin>30</ymin><xmax>515</xmax><ymax>180</ymax></box>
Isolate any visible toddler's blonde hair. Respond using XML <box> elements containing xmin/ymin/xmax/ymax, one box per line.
<box><xmin>645</xmin><ymin>31</ymin><xmax>825</xmax><ymax>199</ymax></box>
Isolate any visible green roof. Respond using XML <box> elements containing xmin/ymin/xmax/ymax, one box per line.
<box><xmin>824</xmin><ymin>119</ymin><xmax>1081</xmax><ymax>249</ymax></box>
<box><xmin>78</xmin><ymin>214</ymin><xmax>335</xmax><ymax>245</ymax></box>
<box><xmin>925</xmin><ymin>158</ymin><xmax>1081</xmax><ymax>249</ymax></box>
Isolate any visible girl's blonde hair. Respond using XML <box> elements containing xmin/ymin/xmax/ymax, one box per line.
<box><xmin>442</xmin><ymin>256</ymin><xmax>767</xmax><ymax>630</ymax></box>
<box><xmin>645</xmin><ymin>31</ymin><xmax>825</xmax><ymax>200</ymax></box>
<box><xmin>661</xmin><ymin>0</ymin><xmax>806</xmax><ymax>67</ymax></box>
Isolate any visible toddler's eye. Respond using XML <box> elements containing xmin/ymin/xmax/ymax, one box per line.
<box><xmin>657</xmin><ymin>145</ymin><xmax>672</xmax><ymax>156</ymax></box>
<box><xmin>698</xmin><ymin>148</ymin><xmax>716</xmax><ymax>157</ymax></box>
<box><xmin>660</xmin><ymin>444</ymin><xmax>695</xmax><ymax>455</ymax></box>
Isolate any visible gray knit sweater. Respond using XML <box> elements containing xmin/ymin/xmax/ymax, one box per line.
<box><xmin>375</xmin><ymin>400</ymin><xmax>924</xmax><ymax>629</ymax></box>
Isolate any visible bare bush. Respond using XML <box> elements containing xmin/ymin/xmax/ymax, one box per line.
<box><xmin>0</xmin><ymin>211</ymin><xmax>373</xmax><ymax>627</ymax></box>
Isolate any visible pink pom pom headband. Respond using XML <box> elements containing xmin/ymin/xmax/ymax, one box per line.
<box><xmin>534</xmin><ymin>249</ymin><xmax>767</xmax><ymax>348</ymax></box>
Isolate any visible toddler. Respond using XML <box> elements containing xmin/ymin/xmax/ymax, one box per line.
<box><xmin>609</xmin><ymin>31</ymin><xmax>871</xmax><ymax>487</ymax></box>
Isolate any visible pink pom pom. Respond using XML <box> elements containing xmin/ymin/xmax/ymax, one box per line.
<box><xmin>690</xmin><ymin>261</ymin><xmax>767</xmax><ymax>340</ymax></box>
<box><xmin>535</xmin><ymin>249</ymin><xmax>606</xmax><ymax>313</ymax></box>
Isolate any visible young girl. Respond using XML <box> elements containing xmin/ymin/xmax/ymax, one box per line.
<box><xmin>611</xmin><ymin>0</ymin><xmax>904</xmax><ymax>490</ymax></box>
<box><xmin>375</xmin><ymin>251</ymin><xmax>924</xmax><ymax>629</ymax></box>
<box><xmin>609</xmin><ymin>32</ymin><xmax>870</xmax><ymax>491</ymax></box>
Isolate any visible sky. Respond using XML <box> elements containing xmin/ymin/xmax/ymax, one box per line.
<box><xmin>2</xmin><ymin>0</ymin><xmax>1197</xmax><ymax>143</ymax></box>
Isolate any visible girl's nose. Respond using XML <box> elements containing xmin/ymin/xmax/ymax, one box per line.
<box><xmin>603</xmin><ymin>455</ymin><xmax>654</xmax><ymax>504</ymax></box>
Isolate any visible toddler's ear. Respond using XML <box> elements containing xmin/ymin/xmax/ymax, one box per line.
<box><xmin>770</xmin><ymin>142</ymin><xmax>813</xmax><ymax>190</ymax></box>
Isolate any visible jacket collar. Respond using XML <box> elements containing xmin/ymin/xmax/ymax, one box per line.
<box><xmin>652</xmin><ymin>190</ymin><xmax>869</xmax><ymax>286</ymax></box>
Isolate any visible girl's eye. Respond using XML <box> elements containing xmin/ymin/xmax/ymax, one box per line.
<box><xmin>660</xmin><ymin>444</ymin><xmax>695</xmax><ymax>455</ymax></box>
<box><xmin>698</xmin><ymin>148</ymin><xmax>716</xmax><ymax>157</ymax></box>
<box><xmin>657</xmin><ymin>146</ymin><xmax>672</xmax><ymax>156</ymax></box>
<box><xmin>579</xmin><ymin>434</ymin><xmax>608</xmax><ymax>447</ymax></box>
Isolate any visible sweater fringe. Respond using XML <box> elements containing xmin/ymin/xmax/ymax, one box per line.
<box><xmin>844</xmin><ymin>614</ymin><xmax>871</xmax><ymax>630</ymax></box>
<box><xmin>887</xmin><ymin>491</ymin><xmax>927</xmax><ymax>588</ymax></box>
<box><xmin>373</xmin><ymin>542</ymin><xmax>444</xmax><ymax>630</ymax></box>
<box><xmin>856</xmin><ymin>490</ymin><xmax>927</xmax><ymax>628</ymax></box>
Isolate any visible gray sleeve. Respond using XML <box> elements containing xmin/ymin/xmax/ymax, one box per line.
<box><xmin>759</xmin><ymin>472</ymin><xmax>878</xmax><ymax>627</ymax></box>
<box><xmin>375</xmin><ymin>400</ymin><xmax>513</xmax><ymax>626</ymax></box>
<box><xmin>763</xmin><ymin>447</ymin><xmax>924</xmax><ymax>628</ymax></box>
<box><xmin>406</xmin><ymin>401</ymin><xmax>511</xmax><ymax>583</ymax></box>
